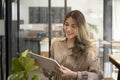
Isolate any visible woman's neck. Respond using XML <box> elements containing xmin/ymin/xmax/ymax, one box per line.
<box><xmin>66</xmin><ymin>38</ymin><xmax>75</xmax><ymax>48</ymax></box>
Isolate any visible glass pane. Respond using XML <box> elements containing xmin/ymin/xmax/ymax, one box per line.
<box><xmin>19</xmin><ymin>0</ymin><xmax>49</xmax><ymax>55</ymax></box>
<box><xmin>112</xmin><ymin>0</ymin><xmax>120</xmax><ymax>80</ymax></box>
<box><xmin>19</xmin><ymin>0</ymin><xmax>49</xmax><ymax>80</ymax></box>
<box><xmin>67</xmin><ymin>0</ymin><xmax>104</xmax><ymax>77</ymax></box>
<box><xmin>0</xmin><ymin>0</ymin><xmax>5</xmax><ymax>80</ymax></box>
<box><xmin>68</xmin><ymin>0</ymin><xmax>103</xmax><ymax>40</ymax></box>
<box><xmin>51</xmin><ymin>0</ymin><xmax>70</xmax><ymax>39</ymax></box>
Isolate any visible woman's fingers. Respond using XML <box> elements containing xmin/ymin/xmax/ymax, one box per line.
<box><xmin>54</xmin><ymin>65</ymin><xmax>63</xmax><ymax>74</ymax></box>
<box><xmin>34</xmin><ymin>59</ymin><xmax>39</xmax><ymax>66</ymax></box>
<box><xmin>61</xmin><ymin>65</ymin><xmax>67</xmax><ymax>70</ymax></box>
<box><xmin>43</xmin><ymin>69</ymin><xmax>49</xmax><ymax>77</ymax></box>
<box><xmin>43</xmin><ymin>68</ymin><xmax>54</xmax><ymax>78</ymax></box>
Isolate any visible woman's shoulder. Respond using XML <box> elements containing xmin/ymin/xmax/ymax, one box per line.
<box><xmin>51</xmin><ymin>37</ymin><xmax>66</xmax><ymax>44</ymax></box>
<box><xmin>51</xmin><ymin>37</ymin><xmax>66</xmax><ymax>50</ymax></box>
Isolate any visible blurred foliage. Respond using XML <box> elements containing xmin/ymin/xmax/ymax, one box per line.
<box><xmin>7</xmin><ymin>50</ymin><xmax>39</xmax><ymax>80</ymax></box>
<box><xmin>89</xmin><ymin>23</ymin><xmax>98</xmax><ymax>33</ymax></box>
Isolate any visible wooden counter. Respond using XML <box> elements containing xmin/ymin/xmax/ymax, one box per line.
<box><xmin>109</xmin><ymin>54</ymin><xmax>120</xmax><ymax>80</ymax></box>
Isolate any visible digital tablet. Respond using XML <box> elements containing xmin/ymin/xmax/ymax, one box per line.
<box><xmin>29</xmin><ymin>53</ymin><xmax>61</xmax><ymax>73</ymax></box>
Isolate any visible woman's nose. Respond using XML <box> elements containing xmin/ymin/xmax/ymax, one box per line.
<box><xmin>66</xmin><ymin>26</ymin><xmax>71</xmax><ymax>31</ymax></box>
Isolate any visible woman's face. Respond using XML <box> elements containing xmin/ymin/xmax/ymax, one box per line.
<box><xmin>63</xmin><ymin>17</ymin><xmax>78</xmax><ymax>40</ymax></box>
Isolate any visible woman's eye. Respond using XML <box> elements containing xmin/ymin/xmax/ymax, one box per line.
<box><xmin>64</xmin><ymin>23</ymin><xmax>69</xmax><ymax>26</ymax></box>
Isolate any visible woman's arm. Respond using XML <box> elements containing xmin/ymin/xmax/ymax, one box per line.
<box><xmin>77</xmin><ymin>58</ymin><xmax>103</xmax><ymax>80</ymax></box>
<box><xmin>54</xmin><ymin>65</ymin><xmax>77</xmax><ymax>79</ymax></box>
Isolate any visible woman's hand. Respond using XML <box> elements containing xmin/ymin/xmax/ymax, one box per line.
<box><xmin>55</xmin><ymin>65</ymin><xmax>77</xmax><ymax>79</ymax></box>
<box><xmin>42</xmin><ymin>68</ymin><xmax>54</xmax><ymax>78</ymax></box>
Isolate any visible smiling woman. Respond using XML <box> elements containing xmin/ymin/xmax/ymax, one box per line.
<box><xmin>42</xmin><ymin>10</ymin><xmax>103</xmax><ymax>80</ymax></box>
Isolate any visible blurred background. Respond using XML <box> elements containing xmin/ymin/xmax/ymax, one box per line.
<box><xmin>0</xmin><ymin>0</ymin><xmax>120</xmax><ymax>80</ymax></box>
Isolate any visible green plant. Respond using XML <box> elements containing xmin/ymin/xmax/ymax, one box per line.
<box><xmin>89</xmin><ymin>23</ymin><xmax>98</xmax><ymax>33</ymax></box>
<box><xmin>7</xmin><ymin>50</ymin><xmax>39</xmax><ymax>80</ymax></box>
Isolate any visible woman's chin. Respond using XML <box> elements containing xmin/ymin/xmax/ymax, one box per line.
<box><xmin>66</xmin><ymin>36</ymin><xmax>74</xmax><ymax>39</ymax></box>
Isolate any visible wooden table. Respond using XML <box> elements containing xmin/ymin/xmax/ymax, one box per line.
<box><xmin>109</xmin><ymin>54</ymin><xmax>120</xmax><ymax>80</ymax></box>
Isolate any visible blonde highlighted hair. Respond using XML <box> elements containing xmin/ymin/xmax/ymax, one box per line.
<box><xmin>64</xmin><ymin>10</ymin><xmax>92</xmax><ymax>56</ymax></box>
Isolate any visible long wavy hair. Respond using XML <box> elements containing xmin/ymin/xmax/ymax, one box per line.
<box><xmin>63</xmin><ymin>10</ymin><xmax>92</xmax><ymax>57</ymax></box>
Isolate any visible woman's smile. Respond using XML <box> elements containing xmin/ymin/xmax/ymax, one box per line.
<box><xmin>63</xmin><ymin>17</ymin><xmax>77</xmax><ymax>40</ymax></box>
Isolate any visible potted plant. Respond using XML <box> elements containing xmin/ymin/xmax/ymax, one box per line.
<box><xmin>7</xmin><ymin>50</ymin><xmax>40</xmax><ymax>80</ymax></box>
<box><xmin>88</xmin><ymin>23</ymin><xmax>98</xmax><ymax>33</ymax></box>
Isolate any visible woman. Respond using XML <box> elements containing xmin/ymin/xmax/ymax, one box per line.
<box><xmin>45</xmin><ymin>10</ymin><xmax>103</xmax><ymax>80</ymax></box>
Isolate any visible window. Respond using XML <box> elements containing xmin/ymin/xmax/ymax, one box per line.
<box><xmin>29</xmin><ymin>7</ymin><xmax>71</xmax><ymax>23</ymax></box>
